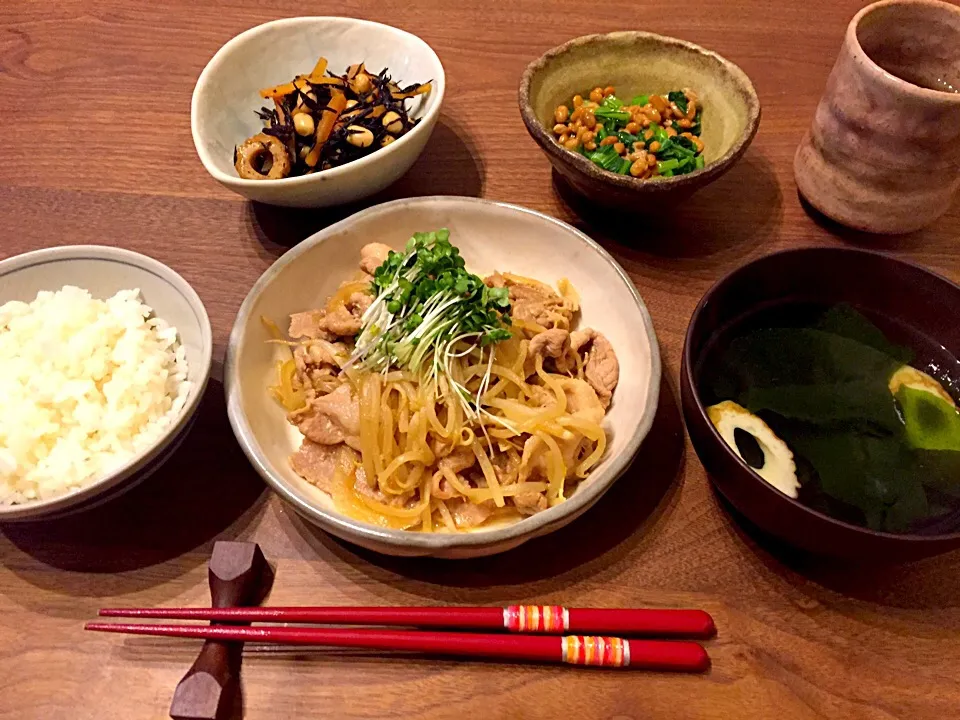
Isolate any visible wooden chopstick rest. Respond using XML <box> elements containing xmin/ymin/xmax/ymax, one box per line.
<box><xmin>169</xmin><ymin>541</ymin><xmax>273</xmax><ymax>720</ymax></box>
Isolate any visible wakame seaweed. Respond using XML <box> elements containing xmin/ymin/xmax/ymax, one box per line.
<box><xmin>705</xmin><ymin>304</ymin><xmax>960</xmax><ymax>533</ymax></box>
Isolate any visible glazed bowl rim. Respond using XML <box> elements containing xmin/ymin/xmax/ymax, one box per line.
<box><xmin>849</xmin><ymin>0</ymin><xmax>960</xmax><ymax>104</ymax></box>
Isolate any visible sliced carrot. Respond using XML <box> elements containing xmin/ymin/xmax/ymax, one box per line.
<box><xmin>260</xmin><ymin>81</ymin><xmax>296</xmax><ymax>99</ymax></box>
<box><xmin>304</xmin><ymin>77</ymin><xmax>347</xmax><ymax>87</ymax></box>
<box><xmin>259</xmin><ymin>77</ymin><xmax>310</xmax><ymax>99</ymax></box>
<box><xmin>305</xmin><ymin>90</ymin><xmax>347</xmax><ymax>167</ymax></box>
<box><xmin>259</xmin><ymin>75</ymin><xmax>345</xmax><ymax>99</ymax></box>
<box><xmin>391</xmin><ymin>82</ymin><xmax>432</xmax><ymax>100</ymax></box>
<box><xmin>309</xmin><ymin>56</ymin><xmax>328</xmax><ymax>80</ymax></box>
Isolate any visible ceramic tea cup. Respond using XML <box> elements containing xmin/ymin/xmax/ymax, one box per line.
<box><xmin>794</xmin><ymin>0</ymin><xmax>960</xmax><ymax>234</ymax></box>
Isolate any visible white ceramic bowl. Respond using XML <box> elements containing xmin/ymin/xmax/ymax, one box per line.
<box><xmin>0</xmin><ymin>246</ymin><xmax>213</xmax><ymax>521</ymax></box>
<box><xmin>226</xmin><ymin>197</ymin><xmax>661</xmax><ymax>558</ymax></box>
<box><xmin>191</xmin><ymin>17</ymin><xmax>445</xmax><ymax>208</ymax></box>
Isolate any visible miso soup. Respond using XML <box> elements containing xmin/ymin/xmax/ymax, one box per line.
<box><xmin>698</xmin><ymin>303</ymin><xmax>960</xmax><ymax>534</ymax></box>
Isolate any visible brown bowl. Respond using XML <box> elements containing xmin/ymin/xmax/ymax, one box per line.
<box><xmin>681</xmin><ymin>248</ymin><xmax>960</xmax><ymax>562</ymax></box>
<box><xmin>519</xmin><ymin>32</ymin><xmax>761</xmax><ymax>212</ymax></box>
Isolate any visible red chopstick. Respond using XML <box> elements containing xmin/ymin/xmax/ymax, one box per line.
<box><xmin>97</xmin><ymin>605</ymin><xmax>715</xmax><ymax>638</ymax></box>
<box><xmin>85</xmin><ymin>622</ymin><xmax>710</xmax><ymax>671</ymax></box>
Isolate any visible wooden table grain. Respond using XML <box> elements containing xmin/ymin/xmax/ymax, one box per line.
<box><xmin>2</xmin><ymin>1</ymin><xmax>959</xmax><ymax>718</ymax></box>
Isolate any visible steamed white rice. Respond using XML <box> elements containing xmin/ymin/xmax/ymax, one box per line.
<box><xmin>0</xmin><ymin>286</ymin><xmax>191</xmax><ymax>504</ymax></box>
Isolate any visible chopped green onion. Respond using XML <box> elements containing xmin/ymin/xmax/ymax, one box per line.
<box><xmin>588</xmin><ymin>145</ymin><xmax>623</xmax><ymax>172</ymax></box>
<box><xmin>594</xmin><ymin>108</ymin><xmax>630</xmax><ymax>122</ymax></box>
<box><xmin>649</xmin><ymin>123</ymin><xmax>668</xmax><ymax>145</ymax></box>
<box><xmin>601</xmin><ymin>94</ymin><xmax>624</xmax><ymax>110</ymax></box>
<box><xmin>350</xmin><ymin>229</ymin><xmax>513</xmax><ymax>423</ymax></box>
<box><xmin>667</xmin><ymin>90</ymin><xmax>688</xmax><ymax>114</ymax></box>
<box><xmin>597</xmin><ymin>154</ymin><xmax>622</xmax><ymax>172</ymax></box>
<box><xmin>559</xmin><ymin>89</ymin><xmax>705</xmax><ymax>179</ymax></box>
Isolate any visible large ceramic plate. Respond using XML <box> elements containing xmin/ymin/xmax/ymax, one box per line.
<box><xmin>226</xmin><ymin>197</ymin><xmax>660</xmax><ymax>557</ymax></box>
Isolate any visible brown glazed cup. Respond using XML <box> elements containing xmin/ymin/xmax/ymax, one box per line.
<box><xmin>794</xmin><ymin>0</ymin><xmax>960</xmax><ymax>234</ymax></box>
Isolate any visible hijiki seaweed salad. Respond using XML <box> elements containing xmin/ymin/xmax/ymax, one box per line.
<box><xmin>234</xmin><ymin>56</ymin><xmax>431</xmax><ymax>180</ymax></box>
<box><xmin>702</xmin><ymin>304</ymin><xmax>960</xmax><ymax>534</ymax></box>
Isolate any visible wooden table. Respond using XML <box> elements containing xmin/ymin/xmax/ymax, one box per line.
<box><xmin>2</xmin><ymin>1</ymin><xmax>959</xmax><ymax>718</ymax></box>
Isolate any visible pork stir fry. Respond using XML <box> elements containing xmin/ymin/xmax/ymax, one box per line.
<box><xmin>268</xmin><ymin>236</ymin><xmax>620</xmax><ymax>532</ymax></box>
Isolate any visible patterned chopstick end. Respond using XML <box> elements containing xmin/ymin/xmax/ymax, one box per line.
<box><xmin>503</xmin><ymin>605</ymin><xmax>569</xmax><ymax>632</ymax></box>
<box><xmin>561</xmin><ymin>636</ymin><xmax>629</xmax><ymax>667</ymax></box>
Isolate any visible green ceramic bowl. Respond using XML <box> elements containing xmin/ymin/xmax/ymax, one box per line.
<box><xmin>519</xmin><ymin>32</ymin><xmax>761</xmax><ymax>212</ymax></box>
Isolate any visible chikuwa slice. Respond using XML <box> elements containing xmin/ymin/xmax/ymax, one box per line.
<box><xmin>707</xmin><ymin>400</ymin><xmax>799</xmax><ymax>499</ymax></box>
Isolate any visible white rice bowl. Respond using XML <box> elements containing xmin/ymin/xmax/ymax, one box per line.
<box><xmin>0</xmin><ymin>286</ymin><xmax>191</xmax><ymax>504</ymax></box>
